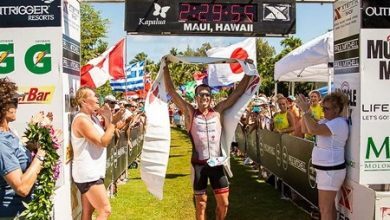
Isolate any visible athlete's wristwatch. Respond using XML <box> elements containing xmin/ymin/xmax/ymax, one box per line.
<box><xmin>36</xmin><ymin>154</ymin><xmax>45</xmax><ymax>162</ymax></box>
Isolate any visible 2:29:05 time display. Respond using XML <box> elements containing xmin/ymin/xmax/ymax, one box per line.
<box><xmin>179</xmin><ymin>3</ymin><xmax>257</xmax><ymax>23</ymax></box>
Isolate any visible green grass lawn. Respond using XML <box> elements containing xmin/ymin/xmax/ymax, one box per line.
<box><xmin>110</xmin><ymin>128</ymin><xmax>309</xmax><ymax>220</ymax></box>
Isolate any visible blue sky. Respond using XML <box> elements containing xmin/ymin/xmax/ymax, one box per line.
<box><xmin>92</xmin><ymin>3</ymin><xmax>333</xmax><ymax>62</ymax></box>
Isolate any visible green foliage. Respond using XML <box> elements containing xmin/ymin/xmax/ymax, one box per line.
<box><xmin>80</xmin><ymin>3</ymin><xmax>109</xmax><ymax>65</ymax></box>
<box><xmin>256</xmin><ymin>36</ymin><xmax>313</xmax><ymax>96</ymax></box>
<box><xmin>130</xmin><ymin>52</ymin><xmax>153</xmax><ymax>66</ymax></box>
<box><xmin>256</xmin><ymin>38</ymin><xmax>276</xmax><ymax>96</ymax></box>
<box><xmin>109</xmin><ymin>129</ymin><xmax>309</xmax><ymax>220</ymax></box>
<box><xmin>95</xmin><ymin>80</ymin><xmax>115</xmax><ymax>102</ymax></box>
<box><xmin>80</xmin><ymin>3</ymin><xmax>118</xmax><ymax>98</ymax></box>
<box><xmin>20</xmin><ymin>121</ymin><xmax>60</xmax><ymax>219</ymax></box>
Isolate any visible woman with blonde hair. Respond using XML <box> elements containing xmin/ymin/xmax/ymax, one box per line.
<box><xmin>303</xmin><ymin>90</ymin><xmax>324</xmax><ymax>141</ymax></box>
<box><xmin>296</xmin><ymin>92</ymin><xmax>349</xmax><ymax>220</ymax></box>
<box><xmin>272</xmin><ymin>97</ymin><xmax>295</xmax><ymax>134</ymax></box>
<box><xmin>71</xmin><ymin>87</ymin><xmax>124</xmax><ymax>220</ymax></box>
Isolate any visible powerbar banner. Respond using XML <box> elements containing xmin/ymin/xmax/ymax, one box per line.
<box><xmin>0</xmin><ymin>0</ymin><xmax>61</xmax><ymax>28</ymax></box>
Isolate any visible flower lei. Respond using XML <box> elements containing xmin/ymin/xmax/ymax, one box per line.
<box><xmin>20</xmin><ymin>112</ymin><xmax>62</xmax><ymax>219</ymax></box>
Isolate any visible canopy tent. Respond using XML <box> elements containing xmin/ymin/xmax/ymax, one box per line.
<box><xmin>274</xmin><ymin>31</ymin><xmax>334</xmax><ymax>84</ymax></box>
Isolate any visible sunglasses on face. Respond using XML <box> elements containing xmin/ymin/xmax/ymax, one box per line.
<box><xmin>106</xmin><ymin>101</ymin><xmax>116</xmax><ymax>105</ymax></box>
<box><xmin>197</xmin><ymin>93</ymin><xmax>211</xmax><ymax>98</ymax></box>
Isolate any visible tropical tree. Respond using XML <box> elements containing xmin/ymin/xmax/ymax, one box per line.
<box><xmin>257</xmin><ymin>36</ymin><xmax>307</xmax><ymax>97</ymax></box>
<box><xmin>130</xmin><ymin>52</ymin><xmax>153</xmax><ymax>65</ymax></box>
<box><xmin>256</xmin><ymin>38</ymin><xmax>276</xmax><ymax>96</ymax></box>
<box><xmin>80</xmin><ymin>3</ymin><xmax>113</xmax><ymax>99</ymax></box>
<box><xmin>80</xmin><ymin>3</ymin><xmax>109</xmax><ymax>65</ymax></box>
<box><xmin>275</xmin><ymin>36</ymin><xmax>315</xmax><ymax>95</ymax></box>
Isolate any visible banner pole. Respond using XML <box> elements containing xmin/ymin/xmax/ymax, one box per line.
<box><xmin>124</xmin><ymin>37</ymin><xmax>128</xmax><ymax>100</ymax></box>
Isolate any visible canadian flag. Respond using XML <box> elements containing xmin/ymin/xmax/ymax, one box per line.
<box><xmin>81</xmin><ymin>38</ymin><xmax>126</xmax><ymax>88</ymax></box>
<box><xmin>206</xmin><ymin>38</ymin><xmax>257</xmax><ymax>87</ymax></box>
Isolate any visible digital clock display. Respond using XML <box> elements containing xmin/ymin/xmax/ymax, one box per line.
<box><xmin>125</xmin><ymin>0</ymin><xmax>296</xmax><ymax>37</ymax></box>
<box><xmin>178</xmin><ymin>3</ymin><xmax>257</xmax><ymax>23</ymax></box>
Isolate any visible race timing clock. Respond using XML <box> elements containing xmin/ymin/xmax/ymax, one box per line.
<box><xmin>125</xmin><ymin>0</ymin><xmax>296</xmax><ymax>37</ymax></box>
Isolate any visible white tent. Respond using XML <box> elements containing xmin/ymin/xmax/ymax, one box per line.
<box><xmin>274</xmin><ymin>31</ymin><xmax>334</xmax><ymax>84</ymax></box>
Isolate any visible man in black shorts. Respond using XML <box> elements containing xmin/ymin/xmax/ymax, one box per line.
<box><xmin>163</xmin><ymin>59</ymin><xmax>257</xmax><ymax>220</ymax></box>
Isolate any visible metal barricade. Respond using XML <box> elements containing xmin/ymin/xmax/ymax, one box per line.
<box><xmin>236</xmin><ymin>126</ymin><xmax>318</xmax><ymax>207</ymax></box>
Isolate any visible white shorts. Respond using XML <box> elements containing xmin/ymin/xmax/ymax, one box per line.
<box><xmin>316</xmin><ymin>168</ymin><xmax>346</xmax><ymax>191</ymax></box>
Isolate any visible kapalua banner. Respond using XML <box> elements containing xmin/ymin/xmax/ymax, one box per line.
<box><xmin>142</xmin><ymin>54</ymin><xmax>260</xmax><ymax>199</ymax></box>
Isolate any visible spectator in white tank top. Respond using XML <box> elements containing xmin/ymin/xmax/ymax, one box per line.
<box><xmin>71</xmin><ymin>87</ymin><xmax>124</xmax><ymax>220</ymax></box>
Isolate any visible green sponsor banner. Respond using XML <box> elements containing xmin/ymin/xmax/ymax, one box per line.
<box><xmin>281</xmin><ymin>135</ymin><xmax>317</xmax><ymax>205</ymax></box>
<box><xmin>0</xmin><ymin>43</ymin><xmax>14</xmax><ymax>74</ymax></box>
<box><xmin>246</xmin><ymin>129</ymin><xmax>259</xmax><ymax>163</ymax></box>
<box><xmin>105</xmin><ymin>141</ymin><xmax>115</xmax><ymax>188</ymax></box>
<box><xmin>258</xmin><ymin>129</ymin><xmax>283</xmax><ymax>177</ymax></box>
<box><xmin>235</xmin><ymin>125</ymin><xmax>246</xmax><ymax>153</ymax></box>
<box><xmin>25</xmin><ymin>43</ymin><xmax>52</xmax><ymax>74</ymax></box>
<box><xmin>242</xmin><ymin>129</ymin><xmax>318</xmax><ymax>206</ymax></box>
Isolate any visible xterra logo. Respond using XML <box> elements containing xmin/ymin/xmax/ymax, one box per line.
<box><xmin>25</xmin><ymin>43</ymin><xmax>51</xmax><ymax>74</ymax></box>
<box><xmin>338</xmin><ymin>185</ymin><xmax>352</xmax><ymax>213</ymax></box>
<box><xmin>0</xmin><ymin>43</ymin><xmax>14</xmax><ymax>74</ymax></box>
<box><xmin>263</xmin><ymin>4</ymin><xmax>290</xmax><ymax>21</ymax></box>
<box><xmin>334</xmin><ymin>0</ymin><xmax>359</xmax><ymax>21</ymax></box>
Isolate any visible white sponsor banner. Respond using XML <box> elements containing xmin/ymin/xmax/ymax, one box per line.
<box><xmin>360</xmin><ymin>29</ymin><xmax>390</xmax><ymax>184</ymax></box>
<box><xmin>333</xmin><ymin>0</ymin><xmax>360</xmax><ymax>41</ymax></box>
<box><xmin>55</xmin><ymin>0</ymin><xmax>82</xmax><ymax>219</ymax></box>
<box><xmin>62</xmin><ymin>0</ymin><xmax>80</xmax><ymax>40</ymax></box>
<box><xmin>376</xmin><ymin>192</ymin><xmax>390</xmax><ymax>220</ymax></box>
<box><xmin>334</xmin><ymin>73</ymin><xmax>360</xmax><ymax>182</ymax></box>
<box><xmin>0</xmin><ymin>27</ymin><xmax>64</xmax><ymax>147</ymax></box>
<box><xmin>336</xmin><ymin>179</ymin><xmax>375</xmax><ymax>220</ymax></box>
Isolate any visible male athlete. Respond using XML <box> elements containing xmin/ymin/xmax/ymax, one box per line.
<box><xmin>163</xmin><ymin>59</ymin><xmax>258</xmax><ymax>220</ymax></box>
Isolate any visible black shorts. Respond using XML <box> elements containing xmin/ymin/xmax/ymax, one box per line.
<box><xmin>74</xmin><ymin>178</ymin><xmax>104</xmax><ymax>194</ymax></box>
<box><xmin>192</xmin><ymin>164</ymin><xmax>229</xmax><ymax>195</ymax></box>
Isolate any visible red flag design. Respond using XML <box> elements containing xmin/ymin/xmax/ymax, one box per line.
<box><xmin>81</xmin><ymin>38</ymin><xmax>125</xmax><ymax>88</ymax></box>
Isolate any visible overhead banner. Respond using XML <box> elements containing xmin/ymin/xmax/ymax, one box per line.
<box><xmin>0</xmin><ymin>0</ymin><xmax>62</xmax><ymax>28</ymax></box>
<box><xmin>125</xmin><ymin>0</ymin><xmax>296</xmax><ymax>37</ymax></box>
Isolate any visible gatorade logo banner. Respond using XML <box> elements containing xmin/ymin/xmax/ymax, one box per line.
<box><xmin>25</xmin><ymin>43</ymin><xmax>52</xmax><ymax>74</ymax></box>
<box><xmin>0</xmin><ymin>42</ymin><xmax>14</xmax><ymax>74</ymax></box>
<box><xmin>0</xmin><ymin>0</ymin><xmax>61</xmax><ymax>28</ymax></box>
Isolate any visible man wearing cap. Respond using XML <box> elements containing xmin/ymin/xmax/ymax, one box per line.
<box><xmin>163</xmin><ymin>60</ymin><xmax>258</xmax><ymax>220</ymax></box>
<box><xmin>104</xmin><ymin>95</ymin><xmax>117</xmax><ymax>112</ymax></box>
